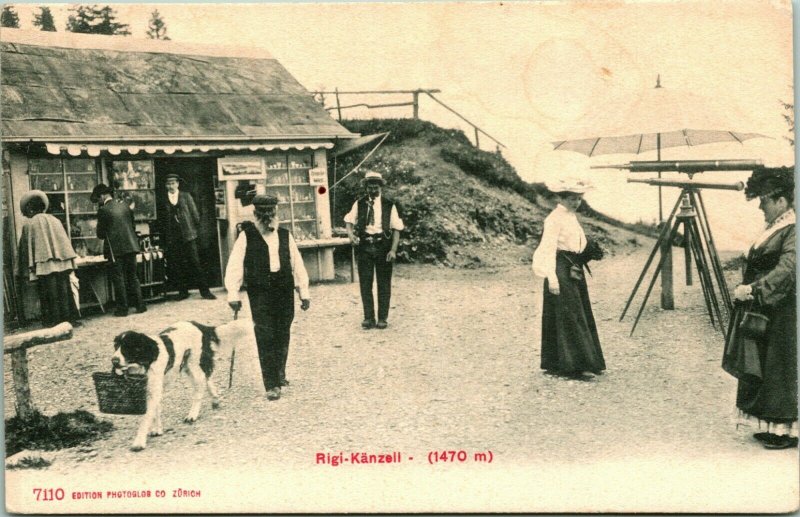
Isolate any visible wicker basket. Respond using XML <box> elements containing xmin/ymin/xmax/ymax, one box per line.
<box><xmin>92</xmin><ymin>372</ymin><xmax>148</xmax><ymax>415</ymax></box>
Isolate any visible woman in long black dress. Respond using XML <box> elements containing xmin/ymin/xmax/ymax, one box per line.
<box><xmin>723</xmin><ymin>166</ymin><xmax>796</xmax><ymax>450</ymax></box>
<box><xmin>17</xmin><ymin>190</ymin><xmax>79</xmax><ymax>327</ymax></box>
<box><xmin>532</xmin><ymin>178</ymin><xmax>605</xmax><ymax>380</ymax></box>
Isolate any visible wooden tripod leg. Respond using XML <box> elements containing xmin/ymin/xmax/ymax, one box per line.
<box><xmin>690</xmin><ymin>218</ymin><xmax>726</xmax><ymax>331</ymax></box>
<box><xmin>620</xmin><ymin>192</ymin><xmax>684</xmax><ymax>321</ymax></box>
<box><xmin>684</xmin><ymin>223</ymin><xmax>693</xmax><ymax>286</ymax></box>
<box><xmin>630</xmin><ymin>221</ymin><xmax>683</xmax><ymax>336</ymax></box>
<box><xmin>694</xmin><ymin>191</ymin><xmax>733</xmax><ymax>314</ymax></box>
<box><xmin>687</xmin><ymin>219</ymin><xmax>717</xmax><ymax>328</ymax></box>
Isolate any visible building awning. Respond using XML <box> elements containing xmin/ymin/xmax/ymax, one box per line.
<box><xmin>44</xmin><ymin>141</ymin><xmax>335</xmax><ymax>157</ymax></box>
<box><xmin>331</xmin><ymin>132</ymin><xmax>389</xmax><ymax>158</ymax></box>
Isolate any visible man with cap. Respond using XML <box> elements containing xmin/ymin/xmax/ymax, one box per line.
<box><xmin>93</xmin><ymin>183</ymin><xmax>146</xmax><ymax>317</ymax></box>
<box><xmin>224</xmin><ymin>194</ymin><xmax>311</xmax><ymax>401</ymax></box>
<box><xmin>345</xmin><ymin>171</ymin><xmax>404</xmax><ymax>329</ymax></box>
<box><xmin>163</xmin><ymin>173</ymin><xmax>216</xmax><ymax>300</ymax></box>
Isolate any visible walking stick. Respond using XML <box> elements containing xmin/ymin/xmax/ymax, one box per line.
<box><xmin>228</xmin><ymin>308</ymin><xmax>238</xmax><ymax>388</ymax></box>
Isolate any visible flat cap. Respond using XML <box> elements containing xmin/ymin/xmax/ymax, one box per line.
<box><xmin>251</xmin><ymin>194</ymin><xmax>279</xmax><ymax>208</ymax></box>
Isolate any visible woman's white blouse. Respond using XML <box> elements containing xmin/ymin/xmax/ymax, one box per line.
<box><xmin>532</xmin><ymin>204</ymin><xmax>587</xmax><ymax>289</ymax></box>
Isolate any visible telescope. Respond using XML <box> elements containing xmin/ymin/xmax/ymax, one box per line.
<box><xmin>627</xmin><ymin>178</ymin><xmax>744</xmax><ymax>191</ymax></box>
<box><xmin>593</xmin><ymin>159</ymin><xmax>762</xmax><ymax>175</ymax></box>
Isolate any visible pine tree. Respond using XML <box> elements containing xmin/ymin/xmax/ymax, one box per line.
<box><xmin>1</xmin><ymin>5</ymin><xmax>20</xmax><ymax>28</ymax></box>
<box><xmin>66</xmin><ymin>5</ymin><xmax>130</xmax><ymax>35</ymax></box>
<box><xmin>93</xmin><ymin>5</ymin><xmax>130</xmax><ymax>36</ymax></box>
<box><xmin>33</xmin><ymin>6</ymin><xmax>57</xmax><ymax>31</ymax></box>
<box><xmin>146</xmin><ymin>9</ymin><xmax>170</xmax><ymax>40</ymax></box>
<box><xmin>65</xmin><ymin>5</ymin><xmax>95</xmax><ymax>33</ymax></box>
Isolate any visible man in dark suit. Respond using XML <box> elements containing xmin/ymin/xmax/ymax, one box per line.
<box><xmin>93</xmin><ymin>183</ymin><xmax>146</xmax><ymax>317</ymax></box>
<box><xmin>163</xmin><ymin>173</ymin><xmax>216</xmax><ymax>301</ymax></box>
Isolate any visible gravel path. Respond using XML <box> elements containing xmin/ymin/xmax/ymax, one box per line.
<box><xmin>5</xmin><ymin>248</ymin><xmax>798</xmax><ymax>513</ymax></box>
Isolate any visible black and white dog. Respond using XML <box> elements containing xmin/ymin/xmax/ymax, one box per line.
<box><xmin>111</xmin><ymin>321</ymin><xmax>227</xmax><ymax>451</ymax></box>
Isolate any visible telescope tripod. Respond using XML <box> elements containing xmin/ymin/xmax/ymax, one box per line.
<box><xmin>620</xmin><ymin>188</ymin><xmax>733</xmax><ymax>336</ymax></box>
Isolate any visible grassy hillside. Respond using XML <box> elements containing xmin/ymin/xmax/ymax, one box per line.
<box><xmin>328</xmin><ymin>119</ymin><xmax>648</xmax><ymax>266</ymax></box>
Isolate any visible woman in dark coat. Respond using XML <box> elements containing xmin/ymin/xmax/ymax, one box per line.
<box><xmin>17</xmin><ymin>190</ymin><xmax>79</xmax><ymax>328</ymax></box>
<box><xmin>532</xmin><ymin>178</ymin><xmax>605</xmax><ymax>380</ymax></box>
<box><xmin>723</xmin><ymin>166</ymin><xmax>797</xmax><ymax>450</ymax></box>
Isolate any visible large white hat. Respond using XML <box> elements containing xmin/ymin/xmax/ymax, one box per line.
<box><xmin>20</xmin><ymin>190</ymin><xmax>49</xmax><ymax>213</ymax></box>
<box><xmin>546</xmin><ymin>177</ymin><xmax>594</xmax><ymax>194</ymax></box>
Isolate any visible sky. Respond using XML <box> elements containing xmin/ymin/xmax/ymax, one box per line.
<box><xmin>9</xmin><ymin>0</ymin><xmax>796</xmax><ymax>250</ymax></box>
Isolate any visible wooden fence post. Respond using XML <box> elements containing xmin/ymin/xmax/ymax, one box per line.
<box><xmin>335</xmin><ymin>88</ymin><xmax>343</xmax><ymax>121</ymax></box>
<box><xmin>10</xmin><ymin>349</ymin><xmax>34</xmax><ymax>420</ymax></box>
<box><xmin>412</xmin><ymin>91</ymin><xmax>420</xmax><ymax>119</ymax></box>
<box><xmin>4</xmin><ymin>322</ymin><xmax>73</xmax><ymax>420</ymax></box>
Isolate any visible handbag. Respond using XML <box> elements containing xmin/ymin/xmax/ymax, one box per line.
<box><xmin>569</xmin><ymin>263</ymin><xmax>584</xmax><ymax>282</ymax></box>
<box><xmin>562</xmin><ymin>253</ymin><xmax>585</xmax><ymax>282</ymax></box>
<box><xmin>722</xmin><ymin>300</ymin><xmax>766</xmax><ymax>380</ymax></box>
<box><xmin>738</xmin><ymin>298</ymin><xmax>769</xmax><ymax>339</ymax></box>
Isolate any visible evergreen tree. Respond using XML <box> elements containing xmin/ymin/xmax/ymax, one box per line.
<box><xmin>66</xmin><ymin>5</ymin><xmax>130</xmax><ymax>35</ymax></box>
<box><xmin>1</xmin><ymin>5</ymin><xmax>20</xmax><ymax>28</ymax></box>
<box><xmin>33</xmin><ymin>6</ymin><xmax>57</xmax><ymax>31</ymax></box>
<box><xmin>65</xmin><ymin>5</ymin><xmax>95</xmax><ymax>33</ymax></box>
<box><xmin>146</xmin><ymin>9</ymin><xmax>170</xmax><ymax>40</ymax></box>
<box><xmin>93</xmin><ymin>5</ymin><xmax>130</xmax><ymax>36</ymax></box>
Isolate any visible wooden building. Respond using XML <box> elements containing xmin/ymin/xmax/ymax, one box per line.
<box><xmin>1</xmin><ymin>29</ymin><xmax>355</xmax><ymax>321</ymax></box>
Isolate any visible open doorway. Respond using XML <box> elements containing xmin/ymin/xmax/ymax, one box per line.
<box><xmin>153</xmin><ymin>157</ymin><xmax>222</xmax><ymax>289</ymax></box>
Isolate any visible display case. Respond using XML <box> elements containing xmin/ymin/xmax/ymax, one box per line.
<box><xmin>28</xmin><ymin>157</ymin><xmax>102</xmax><ymax>256</ymax></box>
<box><xmin>263</xmin><ymin>151</ymin><xmax>319</xmax><ymax>241</ymax></box>
<box><xmin>110</xmin><ymin>160</ymin><xmax>156</xmax><ymax>221</ymax></box>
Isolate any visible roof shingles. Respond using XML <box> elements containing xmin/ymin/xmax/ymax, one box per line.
<box><xmin>1</xmin><ymin>41</ymin><xmax>352</xmax><ymax>141</ymax></box>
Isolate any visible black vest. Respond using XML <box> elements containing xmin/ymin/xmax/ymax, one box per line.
<box><xmin>355</xmin><ymin>196</ymin><xmax>394</xmax><ymax>237</ymax></box>
<box><xmin>243</xmin><ymin>223</ymin><xmax>294</xmax><ymax>292</ymax></box>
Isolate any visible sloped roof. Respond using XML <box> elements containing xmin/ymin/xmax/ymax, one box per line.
<box><xmin>1</xmin><ymin>29</ymin><xmax>355</xmax><ymax>142</ymax></box>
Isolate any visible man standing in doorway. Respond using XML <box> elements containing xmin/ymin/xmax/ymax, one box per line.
<box><xmin>225</xmin><ymin>194</ymin><xmax>311</xmax><ymax>401</ymax></box>
<box><xmin>93</xmin><ymin>183</ymin><xmax>146</xmax><ymax>317</ymax></box>
<box><xmin>163</xmin><ymin>173</ymin><xmax>216</xmax><ymax>300</ymax></box>
<box><xmin>345</xmin><ymin>171</ymin><xmax>404</xmax><ymax>329</ymax></box>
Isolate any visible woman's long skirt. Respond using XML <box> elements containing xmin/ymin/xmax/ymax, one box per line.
<box><xmin>725</xmin><ymin>299</ymin><xmax>797</xmax><ymax>431</ymax></box>
<box><xmin>37</xmin><ymin>270</ymin><xmax>78</xmax><ymax>328</ymax></box>
<box><xmin>541</xmin><ymin>253</ymin><xmax>605</xmax><ymax>374</ymax></box>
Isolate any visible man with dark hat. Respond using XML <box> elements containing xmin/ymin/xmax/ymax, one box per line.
<box><xmin>93</xmin><ymin>183</ymin><xmax>145</xmax><ymax>316</ymax></box>
<box><xmin>345</xmin><ymin>171</ymin><xmax>404</xmax><ymax>329</ymax></box>
<box><xmin>163</xmin><ymin>173</ymin><xmax>216</xmax><ymax>300</ymax></box>
<box><xmin>224</xmin><ymin>194</ymin><xmax>311</xmax><ymax>401</ymax></box>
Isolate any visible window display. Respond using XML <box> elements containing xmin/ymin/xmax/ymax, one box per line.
<box><xmin>263</xmin><ymin>152</ymin><xmax>319</xmax><ymax>241</ymax></box>
<box><xmin>110</xmin><ymin>160</ymin><xmax>156</xmax><ymax>221</ymax></box>
<box><xmin>28</xmin><ymin>157</ymin><xmax>101</xmax><ymax>256</ymax></box>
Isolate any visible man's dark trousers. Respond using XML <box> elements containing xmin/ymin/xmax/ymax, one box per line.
<box><xmin>109</xmin><ymin>252</ymin><xmax>143</xmax><ymax>311</ymax></box>
<box><xmin>166</xmin><ymin>238</ymin><xmax>209</xmax><ymax>294</ymax></box>
<box><xmin>247</xmin><ymin>287</ymin><xmax>294</xmax><ymax>390</ymax></box>
<box><xmin>357</xmin><ymin>238</ymin><xmax>393</xmax><ymax>322</ymax></box>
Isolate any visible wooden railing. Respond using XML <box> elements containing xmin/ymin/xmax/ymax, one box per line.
<box><xmin>312</xmin><ymin>88</ymin><xmax>507</xmax><ymax>152</ymax></box>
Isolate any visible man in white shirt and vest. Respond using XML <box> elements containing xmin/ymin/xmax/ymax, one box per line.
<box><xmin>225</xmin><ymin>194</ymin><xmax>311</xmax><ymax>401</ymax></box>
<box><xmin>345</xmin><ymin>171</ymin><xmax>404</xmax><ymax>329</ymax></box>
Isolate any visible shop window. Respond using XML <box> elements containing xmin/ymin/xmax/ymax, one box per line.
<box><xmin>109</xmin><ymin>160</ymin><xmax>156</xmax><ymax>221</ymax></box>
<box><xmin>263</xmin><ymin>152</ymin><xmax>318</xmax><ymax>241</ymax></box>
<box><xmin>28</xmin><ymin>157</ymin><xmax>102</xmax><ymax>257</ymax></box>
